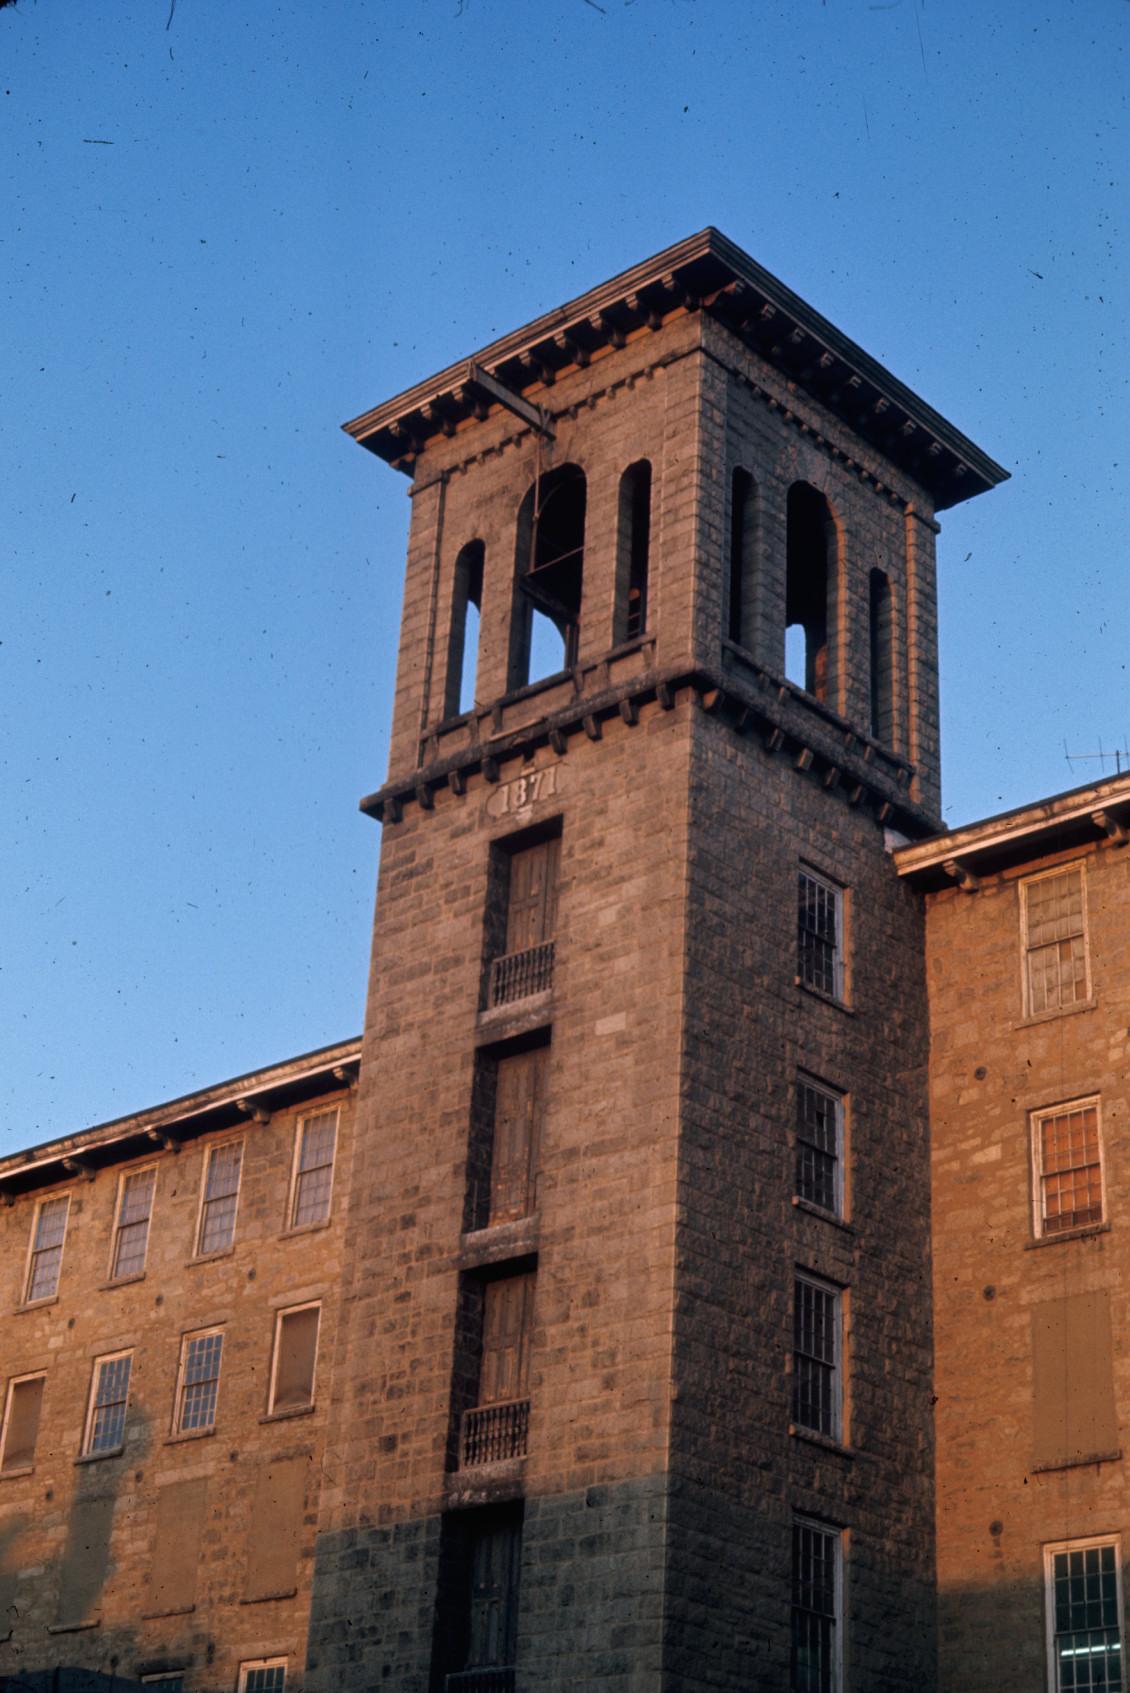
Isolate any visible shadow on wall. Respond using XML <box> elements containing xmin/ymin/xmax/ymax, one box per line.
<box><xmin>937</xmin><ymin>1560</ymin><xmax>1129</xmax><ymax>1693</ymax></box>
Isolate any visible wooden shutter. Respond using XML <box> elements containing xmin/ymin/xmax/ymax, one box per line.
<box><xmin>147</xmin><ymin>1478</ymin><xmax>208</xmax><ymax>1616</ymax></box>
<box><xmin>480</xmin><ymin>1275</ymin><xmax>533</xmax><ymax>1405</ymax></box>
<box><xmin>244</xmin><ymin>1456</ymin><xmax>309</xmax><ymax>1601</ymax></box>
<box><xmin>490</xmin><ymin>1049</ymin><xmax>546</xmax><ymax>1222</ymax></box>
<box><xmin>1031</xmin><ymin>1291</ymin><xmax>1118</xmax><ymax>1466</ymax></box>
<box><xmin>2</xmin><ymin>1376</ymin><xmax>44</xmax><ymax>1471</ymax></box>
<box><xmin>505</xmin><ymin>839</ymin><xmax>559</xmax><ymax>953</ymax></box>
<box><xmin>273</xmin><ymin>1307</ymin><xmax>320</xmax><ymax>1412</ymax></box>
<box><xmin>468</xmin><ymin>1520</ymin><xmax>521</xmax><ymax>1669</ymax></box>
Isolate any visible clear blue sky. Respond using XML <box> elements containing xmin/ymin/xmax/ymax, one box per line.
<box><xmin>2</xmin><ymin>0</ymin><xmax>1127</xmax><ymax>1152</ymax></box>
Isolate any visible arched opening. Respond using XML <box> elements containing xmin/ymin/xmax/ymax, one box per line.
<box><xmin>785</xmin><ymin>483</ymin><xmax>835</xmax><ymax>700</ymax></box>
<box><xmin>510</xmin><ymin>465</ymin><xmax>586</xmax><ymax>689</ymax></box>
<box><xmin>728</xmin><ymin>468</ymin><xmax>757</xmax><ymax>649</ymax></box>
<box><xmin>868</xmin><ymin>567</ymin><xmax>893</xmax><ymax>743</ymax></box>
<box><xmin>615</xmin><ymin>460</ymin><xmax>652</xmax><ymax>644</ymax></box>
<box><xmin>445</xmin><ymin>540</ymin><xmax>485</xmax><ymax>718</ymax></box>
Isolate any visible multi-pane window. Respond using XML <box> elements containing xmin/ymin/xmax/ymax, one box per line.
<box><xmin>196</xmin><ymin>1139</ymin><xmax>243</xmax><ymax>1255</ymax></box>
<box><xmin>798</xmin><ymin>868</ymin><xmax>845</xmax><ymax>1001</ymax></box>
<box><xmin>289</xmin><ymin>1111</ymin><xmax>337</xmax><ymax>1229</ymax></box>
<box><xmin>111</xmin><ymin>1166</ymin><xmax>156</xmax><ymax>1279</ymax></box>
<box><xmin>792</xmin><ymin>1518</ymin><xmax>841</xmax><ymax>1693</ymax></box>
<box><xmin>1033</xmin><ymin>1100</ymin><xmax>1104</xmax><ymax>1237</ymax></box>
<box><xmin>1045</xmin><ymin>1537</ymin><xmax>1123</xmax><ymax>1692</ymax></box>
<box><xmin>238</xmin><ymin>1660</ymin><xmax>287</xmax><ymax>1693</ymax></box>
<box><xmin>793</xmin><ymin>1275</ymin><xmax>842</xmax><ymax>1441</ymax></box>
<box><xmin>84</xmin><ymin>1352</ymin><xmax>132</xmax><ymax>1455</ymax></box>
<box><xmin>796</xmin><ymin>1078</ymin><xmax>844</xmax><ymax>1216</ymax></box>
<box><xmin>1</xmin><ymin>1374</ymin><xmax>46</xmax><ymax>1473</ymax></box>
<box><xmin>25</xmin><ymin>1194</ymin><xmax>70</xmax><ymax>1302</ymax></box>
<box><xmin>1023</xmin><ymin>865</ymin><xmax>1090</xmax><ymax>1017</ymax></box>
<box><xmin>269</xmin><ymin>1303</ymin><xmax>320</xmax><ymax>1415</ymax></box>
<box><xmin>175</xmin><ymin>1330</ymin><xmax>224</xmax><ymax>1433</ymax></box>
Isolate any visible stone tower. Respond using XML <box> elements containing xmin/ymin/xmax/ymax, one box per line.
<box><xmin>307</xmin><ymin>230</ymin><xmax>1006</xmax><ymax>1692</ymax></box>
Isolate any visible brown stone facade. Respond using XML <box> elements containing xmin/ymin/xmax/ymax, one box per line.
<box><xmin>0</xmin><ymin>1040</ymin><xmax>359</xmax><ymax>1693</ymax></box>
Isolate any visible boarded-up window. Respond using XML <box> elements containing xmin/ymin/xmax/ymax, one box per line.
<box><xmin>270</xmin><ymin>1305</ymin><xmax>320</xmax><ymax>1414</ymax></box>
<box><xmin>57</xmin><ymin>1492</ymin><xmax>116</xmax><ymax>1627</ymax></box>
<box><xmin>146</xmin><ymin>1478</ymin><xmax>208</xmax><ymax>1616</ymax></box>
<box><xmin>244</xmin><ymin>1456</ymin><xmax>308</xmax><ymax>1602</ymax></box>
<box><xmin>1032</xmin><ymin>1291</ymin><xmax>1118</xmax><ymax>1468</ymax></box>
<box><xmin>490</xmin><ymin>1049</ymin><xmax>547</xmax><ymax>1224</ymax></box>
<box><xmin>480</xmin><ymin>1274</ymin><xmax>534</xmax><ymax>1407</ymax></box>
<box><xmin>505</xmin><ymin>839</ymin><xmax>559</xmax><ymax>955</ymax></box>
<box><xmin>1</xmin><ymin>1374</ymin><xmax>45</xmax><ymax>1472</ymax></box>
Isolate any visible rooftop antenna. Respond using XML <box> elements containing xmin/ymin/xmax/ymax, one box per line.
<box><xmin>1064</xmin><ymin>737</ymin><xmax>1130</xmax><ymax>777</ymax></box>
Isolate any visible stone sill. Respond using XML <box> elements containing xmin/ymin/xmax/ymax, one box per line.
<box><xmin>164</xmin><ymin>1427</ymin><xmax>217</xmax><ymax>1447</ymax></box>
<box><xmin>280</xmin><ymin>1218</ymin><xmax>333</xmax><ymax>1242</ymax></box>
<box><xmin>98</xmin><ymin>1272</ymin><xmax>147</xmax><ymax>1292</ymax></box>
<box><xmin>444</xmin><ymin>1458</ymin><xmax>526</xmax><ymax>1510</ymax></box>
<box><xmin>75</xmin><ymin>1446</ymin><xmax>124</xmax><ymax>1465</ymax></box>
<box><xmin>1015</xmin><ymin>997</ymin><xmax>1096</xmax><ymax>1031</ymax></box>
<box><xmin>48</xmin><ymin>1616</ymin><xmax>101</xmax><ymax>1635</ymax></box>
<box><xmin>796</xmin><ymin>982</ymin><xmax>854</xmax><ymax>1016</ymax></box>
<box><xmin>791</xmin><ymin>1196</ymin><xmax>854</xmax><ymax>1234</ymax></box>
<box><xmin>460</xmin><ymin>1217</ymin><xmax>540</xmax><ymax>1271</ymax></box>
<box><xmin>15</xmin><ymin>1295</ymin><xmax>60</xmax><ymax>1315</ymax></box>
<box><xmin>185</xmin><ymin>1247</ymin><xmax>237</xmax><ymax>1268</ymax></box>
<box><xmin>1031</xmin><ymin>1449</ymin><xmax>1122</xmax><ymax>1476</ymax></box>
<box><xmin>0</xmin><ymin>1463</ymin><xmax>35</xmax><ymax>1481</ymax></box>
<box><xmin>259</xmin><ymin>1404</ymin><xmax>316</xmax><ymax>1426</ymax></box>
<box><xmin>1025</xmin><ymin>1221</ymin><xmax>1111</xmax><ymax>1251</ymax></box>
<box><xmin>789</xmin><ymin>1424</ymin><xmax>872</xmax><ymax>1463</ymax></box>
<box><xmin>240</xmin><ymin>1589</ymin><xmax>297</xmax><ymax>1605</ymax></box>
<box><xmin>475</xmin><ymin>994</ymin><xmax>553</xmax><ymax>1046</ymax></box>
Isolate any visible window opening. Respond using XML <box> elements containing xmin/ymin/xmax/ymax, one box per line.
<box><xmin>467</xmin><ymin>1518</ymin><xmax>522</xmax><ymax>1679</ymax></box>
<box><xmin>176</xmin><ymin>1330</ymin><xmax>224</xmax><ymax>1433</ymax></box>
<box><xmin>140</xmin><ymin>1677</ymin><xmax>185</xmax><ymax>1691</ymax></box>
<box><xmin>112</xmin><ymin>1166</ymin><xmax>156</xmax><ymax>1279</ymax></box>
<box><xmin>1023</xmin><ymin>865</ymin><xmax>1089</xmax><ymax>1016</ymax></box>
<box><xmin>26</xmin><ymin>1194</ymin><xmax>69</xmax><ymax>1302</ymax></box>
<box><xmin>84</xmin><ymin>1352</ymin><xmax>132</xmax><ymax>1455</ymax></box>
<box><xmin>511</xmin><ymin>464</ymin><xmax>586</xmax><ymax>687</ymax></box>
<box><xmin>798</xmin><ymin>868</ymin><xmax>845</xmax><ymax>1001</ymax></box>
<box><xmin>868</xmin><ymin>568</ymin><xmax>893</xmax><ymax>742</ymax></box>
<box><xmin>793</xmin><ymin>1274</ymin><xmax>841</xmax><ymax>1440</ymax></box>
<box><xmin>1045</xmin><ymin>1537</ymin><xmax>1123</xmax><ymax>1693</ymax></box>
<box><xmin>446</xmin><ymin>540</ymin><xmax>485</xmax><ymax>718</ymax></box>
<box><xmin>796</xmin><ymin>1078</ymin><xmax>844</xmax><ymax>1216</ymax></box>
<box><xmin>489</xmin><ymin>1047</ymin><xmax>547</xmax><ymax>1224</ymax></box>
<box><xmin>616</xmin><ymin>460</ymin><xmax>652</xmax><ymax>643</ymax></box>
<box><xmin>1</xmin><ymin>1374</ymin><xmax>46</xmax><ymax>1472</ymax></box>
<box><xmin>792</xmin><ymin>1518</ymin><xmax>842</xmax><ymax>1693</ymax></box>
<box><xmin>488</xmin><ymin>835</ymin><xmax>560</xmax><ymax>1008</ymax></box>
<box><xmin>239</xmin><ymin>1661</ymin><xmax>287</xmax><ymax>1693</ymax></box>
<box><xmin>1033</xmin><ymin>1099</ymin><xmax>1104</xmax><ymax>1237</ymax></box>
<box><xmin>270</xmin><ymin>1303</ymin><xmax>321</xmax><ymax>1414</ymax></box>
<box><xmin>728</xmin><ymin>468</ymin><xmax>756</xmax><ymax>649</ymax></box>
<box><xmin>461</xmin><ymin>1272</ymin><xmax>534</xmax><ymax>1468</ymax></box>
<box><xmin>290</xmin><ymin>1109</ymin><xmax>338</xmax><ymax>1228</ymax></box>
<box><xmin>786</xmin><ymin>483</ymin><xmax>834</xmax><ymax>699</ymax></box>
<box><xmin>197</xmin><ymin>1140</ymin><xmax>243</xmax><ymax>1256</ymax></box>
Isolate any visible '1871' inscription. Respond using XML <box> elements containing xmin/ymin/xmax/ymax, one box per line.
<box><xmin>485</xmin><ymin>763</ymin><xmax>560</xmax><ymax>819</ymax></box>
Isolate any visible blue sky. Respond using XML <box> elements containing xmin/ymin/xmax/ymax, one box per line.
<box><xmin>2</xmin><ymin>0</ymin><xmax>1127</xmax><ymax>1150</ymax></box>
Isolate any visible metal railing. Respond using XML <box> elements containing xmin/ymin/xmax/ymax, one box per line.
<box><xmin>488</xmin><ymin>940</ymin><xmax>554</xmax><ymax>1007</ymax></box>
<box><xmin>460</xmin><ymin>1397</ymin><xmax>530</xmax><ymax>1467</ymax></box>
<box><xmin>445</xmin><ymin>1670</ymin><xmax>515</xmax><ymax>1693</ymax></box>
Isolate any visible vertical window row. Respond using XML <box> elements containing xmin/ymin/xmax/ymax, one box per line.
<box><xmin>197</xmin><ymin>1140</ymin><xmax>243</xmax><ymax>1256</ymax></box>
<box><xmin>25</xmin><ymin>1194</ymin><xmax>70</xmax><ymax>1303</ymax></box>
<box><xmin>84</xmin><ymin>1351</ymin><xmax>133</xmax><ymax>1456</ymax></box>
<box><xmin>289</xmin><ymin>1111</ymin><xmax>338</xmax><ymax>1229</ymax></box>
<box><xmin>792</xmin><ymin>1518</ymin><xmax>842</xmax><ymax>1693</ymax></box>
<box><xmin>796</xmin><ymin>1078</ymin><xmax>844</xmax><ymax>1218</ymax></box>
<box><xmin>793</xmin><ymin>1274</ymin><xmax>842</xmax><ymax>1443</ymax></box>
<box><xmin>112</xmin><ymin>1167</ymin><xmax>156</xmax><ymax>1280</ymax></box>
<box><xmin>798</xmin><ymin>867</ymin><xmax>846</xmax><ymax>1002</ymax></box>
<box><xmin>175</xmin><ymin>1330</ymin><xmax>224</xmax><ymax>1434</ymax></box>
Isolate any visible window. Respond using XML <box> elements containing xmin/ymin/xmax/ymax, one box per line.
<box><xmin>269</xmin><ymin>1303</ymin><xmax>320</xmax><ymax>1414</ymax></box>
<box><xmin>489</xmin><ymin>1046</ymin><xmax>547</xmax><ymax>1223</ymax></box>
<box><xmin>798</xmin><ymin>868</ymin><xmax>845</xmax><ymax>1001</ymax></box>
<box><xmin>1045</xmin><ymin>1536</ymin><xmax>1123</xmax><ymax>1693</ymax></box>
<box><xmin>1032</xmin><ymin>1099</ymin><xmax>1104</xmax><ymax>1238</ymax></box>
<box><xmin>796</xmin><ymin>1077</ymin><xmax>844</xmax><ymax>1217</ymax></box>
<box><xmin>238</xmin><ymin>1660</ymin><xmax>287</xmax><ymax>1693</ymax></box>
<box><xmin>461</xmin><ymin>1273</ymin><xmax>534</xmax><ymax>1468</ymax></box>
<box><xmin>488</xmin><ymin>836</ymin><xmax>560</xmax><ymax>1007</ymax></box>
<box><xmin>174</xmin><ymin>1329</ymin><xmax>224</xmax><ymax>1434</ymax></box>
<box><xmin>1023</xmin><ymin>865</ymin><xmax>1090</xmax><ymax>1016</ymax></box>
<box><xmin>616</xmin><ymin>460</ymin><xmax>651</xmax><ymax>643</ymax></box>
<box><xmin>140</xmin><ymin>1677</ymin><xmax>184</xmax><ymax>1692</ymax></box>
<box><xmin>445</xmin><ymin>539</ymin><xmax>485</xmax><ymax>718</ymax></box>
<box><xmin>84</xmin><ymin>1352</ymin><xmax>132</xmax><ymax>1455</ymax></box>
<box><xmin>868</xmin><ymin>567</ymin><xmax>893</xmax><ymax>743</ymax></box>
<box><xmin>792</xmin><ymin>1518</ymin><xmax>842</xmax><ymax>1693</ymax></box>
<box><xmin>111</xmin><ymin>1166</ymin><xmax>156</xmax><ymax>1279</ymax></box>
<box><xmin>728</xmin><ymin>467</ymin><xmax>756</xmax><ymax>649</ymax></box>
<box><xmin>793</xmin><ymin>1274</ymin><xmax>842</xmax><ymax>1441</ymax></box>
<box><xmin>466</xmin><ymin>1517</ymin><xmax>522</xmax><ymax>1678</ymax></box>
<box><xmin>786</xmin><ymin>482</ymin><xmax>836</xmax><ymax>700</ymax></box>
<box><xmin>25</xmin><ymin>1193</ymin><xmax>70</xmax><ymax>1302</ymax></box>
<box><xmin>510</xmin><ymin>464</ymin><xmax>586</xmax><ymax>687</ymax></box>
<box><xmin>289</xmin><ymin>1109</ymin><xmax>338</xmax><ymax>1229</ymax></box>
<box><xmin>1</xmin><ymin>1373</ymin><xmax>46</xmax><ymax>1473</ymax></box>
<box><xmin>196</xmin><ymin>1140</ymin><xmax>243</xmax><ymax>1256</ymax></box>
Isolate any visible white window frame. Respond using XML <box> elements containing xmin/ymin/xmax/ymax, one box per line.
<box><xmin>83</xmin><ymin>1350</ymin><xmax>133</xmax><ymax>1456</ymax></box>
<box><xmin>173</xmin><ymin>1327</ymin><xmax>225</xmax><ymax>1435</ymax></box>
<box><xmin>1021</xmin><ymin>861</ymin><xmax>1091</xmax><ymax>1019</ymax></box>
<box><xmin>23</xmin><ymin>1192</ymin><xmax>71</xmax><ymax>1304</ymax></box>
<box><xmin>194</xmin><ymin>1136</ymin><xmax>245</xmax><ymax>1258</ymax></box>
<box><xmin>798</xmin><ymin>866</ymin><xmax>847</xmax><ymax>1003</ymax></box>
<box><xmin>1031</xmin><ymin>1096</ymin><xmax>1106</xmax><ymax>1240</ymax></box>
<box><xmin>796</xmin><ymin>1075</ymin><xmax>845</xmax><ymax>1218</ymax></box>
<box><xmin>267</xmin><ymin>1300</ymin><xmax>322</xmax><ymax>1416</ymax></box>
<box><xmin>0</xmin><ymin>1370</ymin><xmax>47</xmax><ymax>1473</ymax></box>
<box><xmin>237</xmin><ymin>1658</ymin><xmax>287</xmax><ymax>1693</ymax></box>
<box><xmin>109</xmin><ymin>1163</ymin><xmax>158</xmax><ymax>1281</ymax></box>
<box><xmin>792</xmin><ymin>1515</ymin><xmax>843</xmax><ymax>1693</ymax></box>
<box><xmin>793</xmin><ymin>1272</ymin><xmax>843</xmax><ymax>1443</ymax></box>
<box><xmin>1044</xmin><ymin>1533</ymin><xmax>1123</xmax><ymax>1693</ymax></box>
<box><xmin>286</xmin><ymin>1108</ymin><xmax>339</xmax><ymax>1231</ymax></box>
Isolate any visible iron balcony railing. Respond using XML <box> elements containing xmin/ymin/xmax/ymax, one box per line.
<box><xmin>445</xmin><ymin>1670</ymin><xmax>515</xmax><ymax>1693</ymax></box>
<box><xmin>460</xmin><ymin>1397</ymin><xmax>530</xmax><ymax>1467</ymax></box>
<box><xmin>488</xmin><ymin>940</ymin><xmax>554</xmax><ymax>1008</ymax></box>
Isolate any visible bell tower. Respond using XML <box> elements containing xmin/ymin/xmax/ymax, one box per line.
<box><xmin>307</xmin><ymin>231</ymin><xmax>1006</xmax><ymax>1692</ymax></box>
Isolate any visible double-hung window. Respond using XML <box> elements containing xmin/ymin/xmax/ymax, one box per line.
<box><xmin>1023</xmin><ymin>864</ymin><xmax>1090</xmax><ymax>1017</ymax></box>
<box><xmin>25</xmin><ymin>1194</ymin><xmax>70</xmax><ymax>1302</ymax></box>
<box><xmin>196</xmin><ymin>1139</ymin><xmax>243</xmax><ymax>1255</ymax></box>
<box><xmin>84</xmin><ymin>1352</ymin><xmax>132</xmax><ymax>1455</ymax></box>
<box><xmin>1045</xmin><ymin>1536</ymin><xmax>1123</xmax><ymax>1692</ymax></box>
<box><xmin>798</xmin><ymin>868</ymin><xmax>845</xmax><ymax>1001</ymax></box>
<box><xmin>238</xmin><ymin>1661</ymin><xmax>286</xmax><ymax>1693</ymax></box>
<box><xmin>268</xmin><ymin>1304</ymin><xmax>320</xmax><ymax>1415</ymax></box>
<box><xmin>111</xmin><ymin>1167</ymin><xmax>156</xmax><ymax>1279</ymax></box>
<box><xmin>175</xmin><ymin>1329</ymin><xmax>224</xmax><ymax>1434</ymax></box>
<box><xmin>793</xmin><ymin>1274</ymin><xmax>842</xmax><ymax>1441</ymax></box>
<box><xmin>796</xmin><ymin>1078</ymin><xmax>844</xmax><ymax>1216</ymax></box>
<box><xmin>1032</xmin><ymin>1099</ymin><xmax>1104</xmax><ymax>1238</ymax></box>
<box><xmin>792</xmin><ymin>1518</ymin><xmax>842</xmax><ymax>1693</ymax></box>
<box><xmin>289</xmin><ymin>1111</ymin><xmax>337</xmax><ymax>1229</ymax></box>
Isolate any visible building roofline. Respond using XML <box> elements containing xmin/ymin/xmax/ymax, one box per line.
<box><xmin>894</xmin><ymin>771</ymin><xmax>1130</xmax><ymax>884</ymax></box>
<box><xmin>342</xmin><ymin>227</ymin><xmax>1008</xmax><ymax>510</ymax></box>
<box><xmin>0</xmin><ymin>1036</ymin><xmax>362</xmax><ymax>1196</ymax></box>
